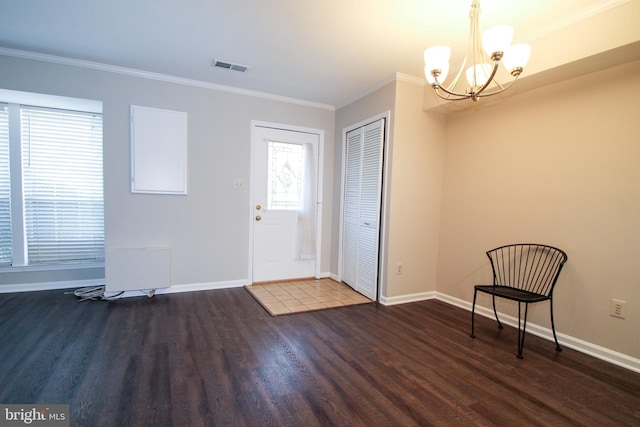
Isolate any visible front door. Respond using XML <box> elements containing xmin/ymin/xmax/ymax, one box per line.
<box><xmin>251</xmin><ymin>124</ymin><xmax>320</xmax><ymax>283</ymax></box>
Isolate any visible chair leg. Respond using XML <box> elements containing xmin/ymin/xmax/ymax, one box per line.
<box><xmin>517</xmin><ymin>302</ymin><xmax>529</xmax><ymax>359</ymax></box>
<box><xmin>470</xmin><ymin>289</ymin><xmax>478</xmax><ymax>338</ymax></box>
<box><xmin>550</xmin><ymin>296</ymin><xmax>562</xmax><ymax>352</ymax></box>
<box><xmin>492</xmin><ymin>295</ymin><xmax>503</xmax><ymax>329</ymax></box>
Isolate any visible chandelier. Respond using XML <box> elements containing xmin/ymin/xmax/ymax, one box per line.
<box><xmin>424</xmin><ymin>0</ymin><xmax>531</xmax><ymax>102</ymax></box>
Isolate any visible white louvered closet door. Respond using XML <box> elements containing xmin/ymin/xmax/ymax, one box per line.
<box><xmin>342</xmin><ymin>118</ymin><xmax>385</xmax><ymax>300</ymax></box>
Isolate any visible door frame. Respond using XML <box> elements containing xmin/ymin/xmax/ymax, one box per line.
<box><xmin>337</xmin><ymin>111</ymin><xmax>391</xmax><ymax>302</ymax></box>
<box><xmin>248</xmin><ymin>120</ymin><xmax>325</xmax><ymax>284</ymax></box>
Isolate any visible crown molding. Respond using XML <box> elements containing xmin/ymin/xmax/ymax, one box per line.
<box><xmin>336</xmin><ymin>72</ymin><xmax>425</xmax><ymax>110</ymax></box>
<box><xmin>395</xmin><ymin>72</ymin><xmax>426</xmax><ymax>86</ymax></box>
<box><xmin>0</xmin><ymin>47</ymin><xmax>335</xmax><ymax>112</ymax></box>
<box><xmin>525</xmin><ymin>0</ymin><xmax>630</xmax><ymax>42</ymax></box>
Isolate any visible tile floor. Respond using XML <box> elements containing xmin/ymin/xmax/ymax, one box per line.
<box><xmin>246</xmin><ymin>278</ymin><xmax>372</xmax><ymax>316</ymax></box>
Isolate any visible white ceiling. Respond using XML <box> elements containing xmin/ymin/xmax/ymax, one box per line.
<box><xmin>0</xmin><ymin>0</ymin><xmax>614</xmax><ymax>108</ymax></box>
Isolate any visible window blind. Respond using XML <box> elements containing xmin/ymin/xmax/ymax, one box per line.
<box><xmin>0</xmin><ymin>104</ymin><xmax>11</xmax><ymax>265</ymax></box>
<box><xmin>21</xmin><ymin>106</ymin><xmax>104</xmax><ymax>264</ymax></box>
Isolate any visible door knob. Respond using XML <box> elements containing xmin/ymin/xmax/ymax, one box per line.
<box><xmin>255</xmin><ymin>215</ymin><xmax>262</xmax><ymax>221</ymax></box>
<box><xmin>256</xmin><ymin>204</ymin><xmax>262</xmax><ymax>210</ymax></box>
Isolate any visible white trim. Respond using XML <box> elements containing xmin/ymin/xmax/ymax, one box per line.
<box><xmin>154</xmin><ymin>279</ymin><xmax>246</xmax><ymax>295</ymax></box>
<box><xmin>437</xmin><ymin>292</ymin><xmax>640</xmax><ymax>374</ymax></box>
<box><xmin>0</xmin><ymin>261</ymin><xmax>103</xmax><ymax>273</ymax></box>
<box><xmin>336</xmin><ymin>74</ymin><xmax>396</xmax><ymax>111</ymax></box>
<box><xmin>395</xmin><ymin>72</ymin><xmax>427</xmax><ymax>86</ymax></box>
<box><xmin>8</xmin><ymin>104</ymin><xmax>25</xmax><ymax>266</ymax></box>
<box><xmin>380</xmin><ymin>291</ymin><xmax>436</xmax><ymax>306</ymax></box>
<box><xmin>0</xmin><ymin>278</ymin><xmax>105</xmax><ymax>293</ymax></box>
<box><xmin>377</xmin><ymin>112</ymin><xmax>392</xmax><ymax>302</ymax></box>
<box><xmin>248</xmin><ymin>121</ymin><xmax>325</xmax><ymax>283</ymax></box>
<box><xmin>248</xmin><ymin>124</ymin><xmax>257</xmax><ymax>283</ymax></box>
<box><xmin>0</xmin><ymin>48</ymin><xmax>335</xmax><ymax>112</ymax></box>
<box><xmin>336</xmin><ymin>73</ymin><xmax>425</xmax><ymax>110</ymax></box>
<box><xmin>102</xmin><ymin>279</ymin><xmax>248</xmax><ymax>299</ymax></box>
<box><xmin>379</xmin><ymin>290</ymin><xmax>640</xmax><ymax>373</ymax></box>
<box><xmin>341</xmin><ymin>112</ymin><xmax>390</xmax><ymax>135</ymax></box>
<box><xmin>0</xmin><ymin>88</ymin><xmax>102</xmax><ymax>113</ymax></box>
<box><xmin>0</xmin><ymin>278</ymin><xmax>247</xmax><ymax>296</ymax></box>
<box><xmin>524</xmin><ymin>0</ymin><xmax>631</xmax><ymax>42</ymax></box>
<box><xmin>315</xmin><ymin>129</ymin><xmax>325</xmax><ymax>280</ymax></box>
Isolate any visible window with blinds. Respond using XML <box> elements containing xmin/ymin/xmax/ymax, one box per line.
<box><xmin>0</xmin><ymin>99</ymin><xmax>104</xmax><ymax>267</ymax></box>
<box><xmin>20</xmin><ymin>106</ymin><xmax>104</xmax><ymax>264</ymax></box>
<box><xmin>0</xmin><ymin>104</ymin><xmax>11</xmax><ymax>265</ymax></box>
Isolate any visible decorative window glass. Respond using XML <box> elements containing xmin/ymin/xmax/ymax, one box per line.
<box><xmin>267</xmin><ymin>141</ymin><xmax>303</xmax><ymax>210</ymax></box>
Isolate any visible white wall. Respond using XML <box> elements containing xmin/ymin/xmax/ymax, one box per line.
<box><xmin>437</xmin><ymin>59</ymin><xmax>640</xmax><ymax>359</ymax></box>
<box><xmin>333</xmin><ymin>81</ymin><xmax>396</xmax><ymax>279</ymax></box>
<box><xmin>0</xmin><ymin>55</ymin><xmax>335</xmax><ymax>289</ymax></box>
<box><xmin>334</xmin><ymin>79</ymin><xmax>446</xmax><ymax>301</ymax></box>
<box><xmin>385</xmin><ymin>80</ymin><xmax>445</xmax><ymax>300</ymax></box>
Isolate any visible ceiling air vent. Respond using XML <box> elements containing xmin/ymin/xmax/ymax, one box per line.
<box><xmin>211</xmin><ymin>59</ymin><xmax>249</xmax><ymax>73</ymax></box>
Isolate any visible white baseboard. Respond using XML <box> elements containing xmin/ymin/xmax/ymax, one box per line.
<box><xmin>157</xmin><ymin>279</ymin><xmax>247</xmax><ymax>294</ymax></box>
<box><xmin>109</xmin><ymin>279</ymin><xmax>249</xmax><ymax>299</ymax></box>
<box><xmin>0</xmin><ymin>279</ymin><xmax>105</xmax><ymax>293</ymax></box>
<box><xmin>0</xmin><ymin>278</ymin><xmax>249</xmax><ymax>297</ymax></box>
<box><xmin>1</xmin><ymin>274</ymin><xmax>328</xmax><ymax>297</ymax></box>
<box><xmin>435</xmin><ymin>292</ymin><xmax>640</xmax><ymax>374</ymax></box>
<box><xmin>380</xmin><ymin>291</ymin><xmax>436</xmax><ymax>306</ymax></box>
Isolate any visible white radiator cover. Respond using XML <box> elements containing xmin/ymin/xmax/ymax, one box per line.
<box><xmin>105</xmin><ymin>247</ymin><xmax>171</xmax><ymax>292</ymax></box>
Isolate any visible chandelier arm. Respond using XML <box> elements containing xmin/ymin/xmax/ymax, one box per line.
<box><xmin>474</xmin><ymin>74</ymin><xmax>521</xmax><ymax>98</ymax></box>
<box><xmin>432</xmin><ymin>82</ymin><xmax>471</xmax><ymax>101</ymax></box>
<box><xmin>473</xmin><ymin>61</ymin><xmax>500</xmax><ymax>97</ymax></box>
<box><xmin>471</xmin><ymin>6</ymin><xmax>482</xmax><ymax>85</ymax></box>
<box><xmin>491</xmin><ymin>74</ymin><xmax>507</xmax><ymax>90</ymax></box>
<box><xmin>434</xmin><ymin>88</ymin><xmax>470</xmax><ymax>102</ymax></box>
<box><xmin>447</xmin><ymin>54</ymin><xmax>467</xmax><ymax>93</ymax></box>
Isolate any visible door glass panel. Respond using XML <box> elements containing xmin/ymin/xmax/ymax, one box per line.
<box><xmin>267</xmin><ymin>141</ymin><xmax>303</xmax><ymax>211</ymax></box>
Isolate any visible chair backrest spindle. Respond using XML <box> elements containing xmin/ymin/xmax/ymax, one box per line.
<box><xmin>487</xmin><ymin>244</ymin><xmax>568</xmax><ymax>297</ymax></box>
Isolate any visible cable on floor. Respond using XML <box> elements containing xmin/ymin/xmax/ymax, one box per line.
<box><xmin>69</xmin><ymin>285</ymin><xmax>124</xmax><ymax>302</ymax></box>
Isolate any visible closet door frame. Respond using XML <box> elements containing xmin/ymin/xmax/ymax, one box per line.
<box><xmin>337</xmin><ymin>111</ymin><xmax>391</xmax><ymax>302</ymax></box>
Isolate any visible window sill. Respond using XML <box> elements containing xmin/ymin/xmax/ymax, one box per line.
<box><xmin>0</xmin><ymin>262</ymin><xmax>104</xmax><ymax>274</ymax></box>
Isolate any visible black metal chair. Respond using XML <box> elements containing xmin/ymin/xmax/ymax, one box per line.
<box><xmin>470</xmin><ymin>243</ymin><xmax>568</xmax><ymax>358</ymax></box>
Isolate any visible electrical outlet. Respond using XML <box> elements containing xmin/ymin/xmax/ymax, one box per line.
<box><xmin>396</xmin><ymin>263</ymin><xmax>403</xmax><ymax>275</ymax></box>
<box><xmin>610</xmin><ymin>298</ymin><xmax>626</xmax><ymax>319</ymax></box>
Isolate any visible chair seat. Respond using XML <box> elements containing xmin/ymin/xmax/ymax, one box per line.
<box><xmin>471</xmin><ymin>244</ymin><xmax>567</xmax><ymax>358</ymax></box>
<box><xmin>474</xmin><ymin>285</ymin><xmax>549</xmax><ymax>303</ymax></box>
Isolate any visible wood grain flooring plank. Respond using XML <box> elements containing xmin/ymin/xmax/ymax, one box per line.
<box><xmin>1</xmin><ymin>287</ymin><xmax>639</xmax><ymax>426</ymax></box>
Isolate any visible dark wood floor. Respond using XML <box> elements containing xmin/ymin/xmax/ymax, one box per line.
<box><xmin>1</xmin><ymin>288</ymin><xmax>639</xmax><ymax>427</ymax></box>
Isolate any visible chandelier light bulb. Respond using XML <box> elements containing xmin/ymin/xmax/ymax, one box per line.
<box><xmin>482</xmin><ymin>25</ymin><xmax>514</xmax><ymax>57</ymax></box>
<box><xmin>424</xmin><ymin>45</ymin><xmax>451</xmax><ymax>71</ymax></box>
<box><xmin>425</xmin><ymin>63</ymin><xmax>449</xmax><ymax>85</ymax></box>
<box><xmin>466</xmin><ymin>64</ymin><xmax>493</xmax><ymax>87</ymax></box>
<box><xmin>503</xmin><ymin>43</ymin><xmax>531</xmax><ymax>73</ymax></box>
